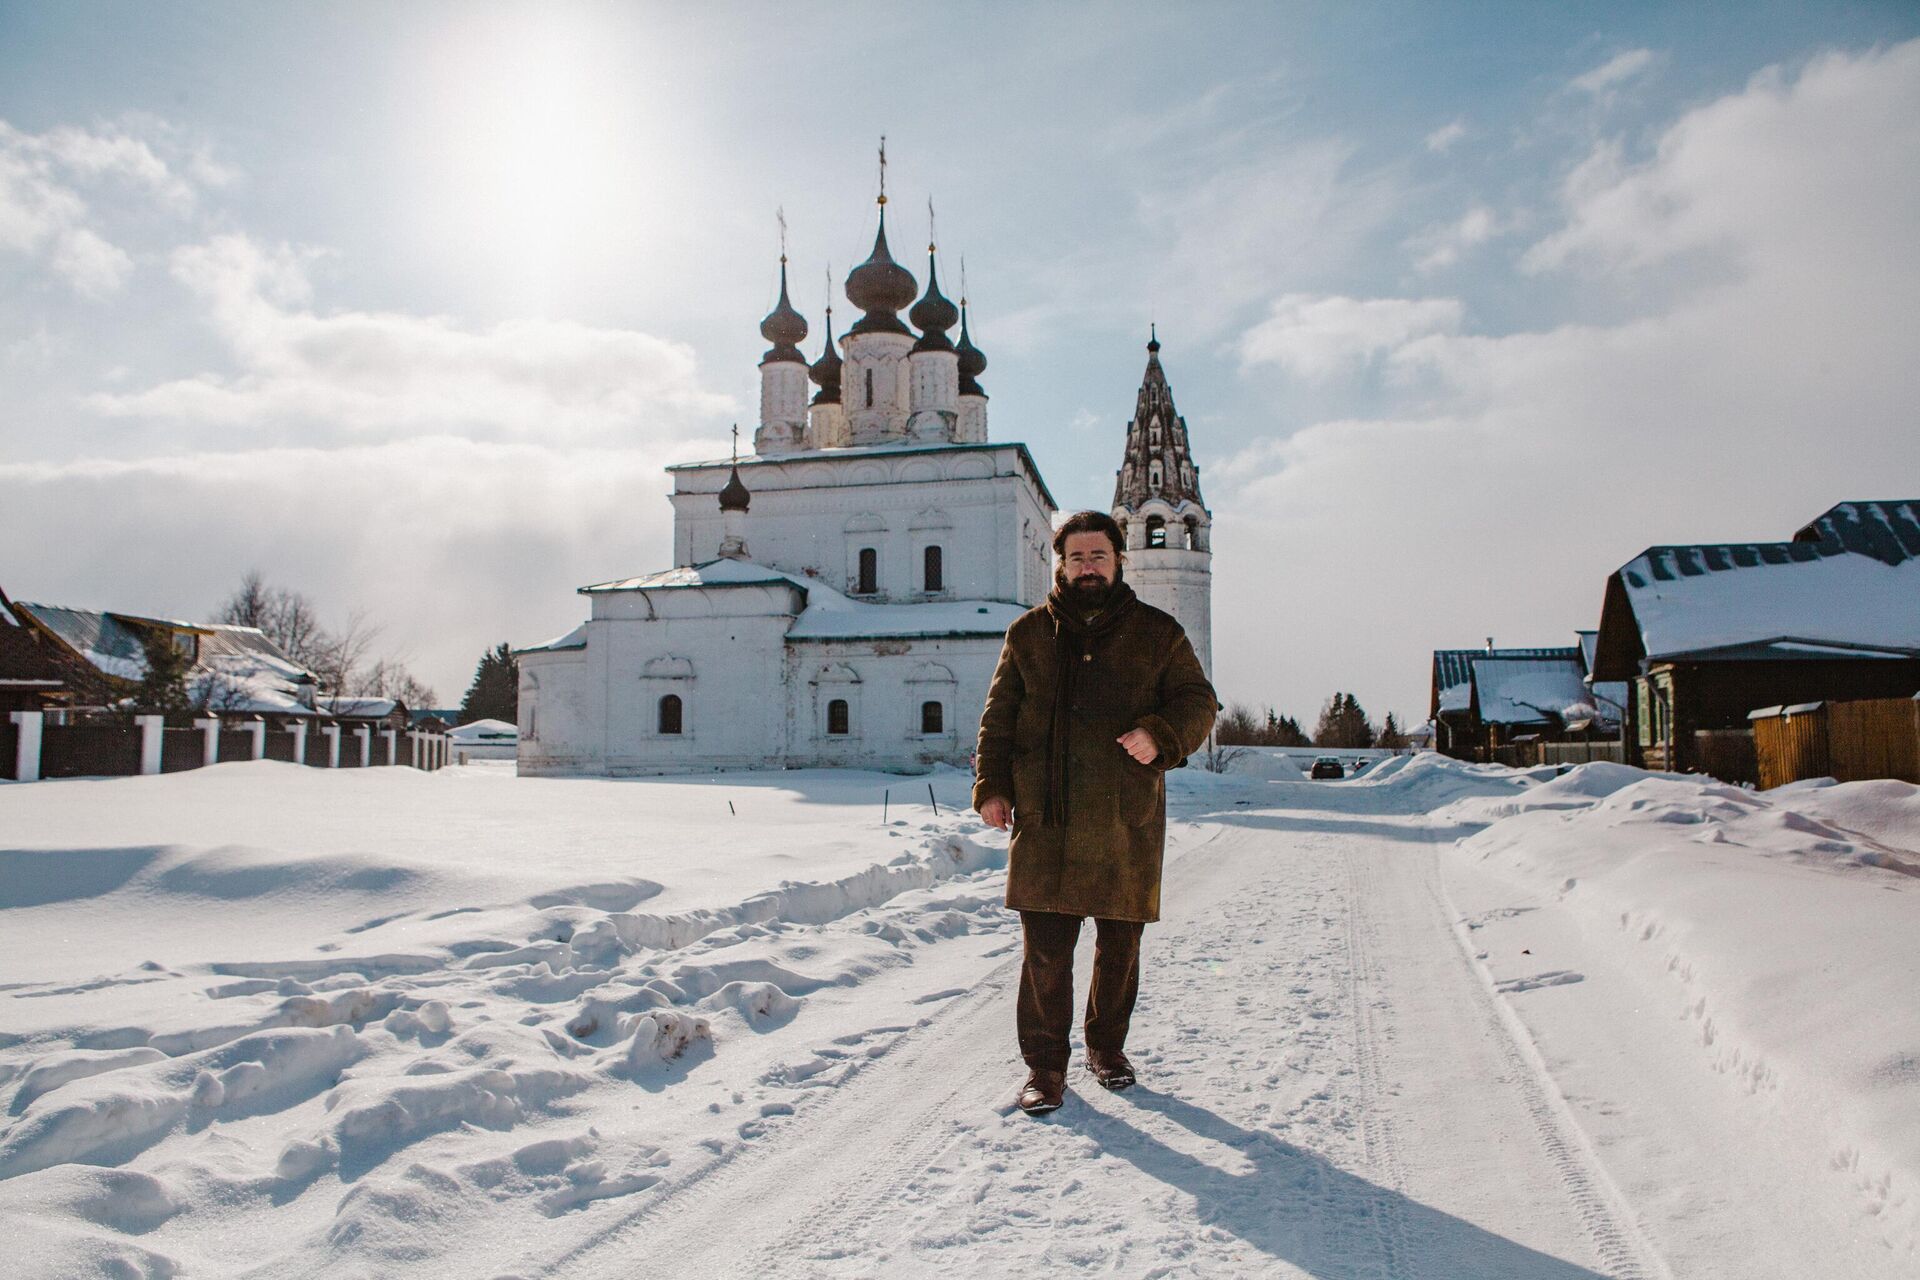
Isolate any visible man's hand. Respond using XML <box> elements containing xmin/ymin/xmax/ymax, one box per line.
<box><xmin>980</xmin><ymin>796</ymin><xmax>1012</xmax><ymax>830</ymax></box>
<box><xmin>1117</xmin><ymin>729</ymin><xmax>1159</xmax><ymax>765</ymax></box>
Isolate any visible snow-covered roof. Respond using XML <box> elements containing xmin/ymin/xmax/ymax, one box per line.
<box><xmin>189</xmin><ymin>624</ymin><xmax>316</xmax><ymax>715</ymax></box>
<box><xmin>1614</xmin><ymin>542</ymin><xmax>1920</xmax><ymax>663</ymax></box>
<box><xmin>449</xmin><ymin>717</ymin><xmax>518</xmax><ymax>742</ymax></box>
<box><xmin>16</xmin><ymin>602</ymin><xmax>150</xmax><ymax>680</ymax></box>
<box><xmin>787</xmin><ymin>599</ymin><xmax>1026</xmax><ymax>640</ymax></box>
<box><xmin>1470</xmin><ymin>657</ymin><xmax>1590</xmax><ymax>726</ymax></box>
<box><xmin>575</xmin><ymin>558</ymin><xmax>1026</xmax><ymax>641</ymax></box>
<box><xmin>518</xmin><ymin>623</ymin><xmax>587</xmax><ymax>654</ymax></box>
<box><xmin>1790</xmin><ymin>500</ymin><xmax>1920</xmax><ymax>565</ymax></box>
<box><xmin>579</xmin><ymin>558</ymin><xmax>813</xmax><ymax>595</ymax></box>
<box><xmin>321</xmin><ymin>696</ymin><xmax>400</xmax><ymax>719</ymax></box>
<box><xmin>665</xmin><ymin>440</ymin><xmax>1060</xmax><ymax>513</ymax></box>
<box><xmin>1432</xmin><ymin>646</ymin><xmax>1580</xmax><ymax>718</ymax></box>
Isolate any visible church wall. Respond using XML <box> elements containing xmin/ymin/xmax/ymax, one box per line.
<box><xmin>515</xmin><ymin>649</ymin><xmax>595</xmax><ymax>775</ymax></box>
<box><xmin>1127</xmin><ymin>549</ymin><xmax>1214</xmax><ymax>679</ymax></box>
<box><xmin>783</xmin><ymin>634</ymin><xmax>1007</xmax><ymax>769</ymax></box>
<box><xmin>672</xmin><ymin>450</ymin><xmax>1051</xmax><ymax>606</ymax></box>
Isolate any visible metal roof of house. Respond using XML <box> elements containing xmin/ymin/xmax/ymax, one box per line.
<box><xmin>1791</xmin><ymin>500</ymin><xmax>1920</xmax><ymax>565</ymax></box>
<box><xmin>1594</xmin><ymin>499</ymin><xmax>1920</xmax><ymax>679</ymax></box>
<box><xmin>1470</xmin><ymin>657</ymin><xmax>1591</xmax><ymax>726</ymax></box>
<box><xmin>1430</xmin><ymin>646</ymin><xmax>1580</xmax><ymax>718</ymax></box>
<box><xmin>15</xmin><ymin>602</ymin><xmax>150</xmax><ymax>681</ymax></box>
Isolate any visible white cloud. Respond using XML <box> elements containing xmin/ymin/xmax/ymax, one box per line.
<box><xmin>1406</xmin><ymin>205</ymin><xmax>1506</xmax><ymax>273</ymax></box>
<box><xmin>1237</xmin><ymin>293</ymin><xmax>1463</xmax><ymax>379</ymax></box>
<box><xmin>1526</xmin><ymin>42</ymin><xmax>1920</xmax><ymax>279</ymax></box>
<box><xmin>1210</xmin><ymin>40</ymin><xmax>1920</xmax><ymax>726</ymax></box>
<box><xmin>0</xmin><ymin>436</ymin><xmax>717</xmax><ymax>703</ymax></box>
<box><xmin>86</xmin><ymin>233</ymin><xmax>737</xmax><ymax>441</ymax></box>
<box><xmin>1141</xmin><ymin>138</ymin><xmax>1402</xmax><ymax>336</ymax></box>
<box><xmin>0</xmin><ymin>118</ymin><xmax>206</xmax><ymax>296</ymax></box>
<box><xmin>1425</xmin><ymin>120</ymin><xmax>1467</xmax><ymax>153</ymax></box>
<box><xmin>1572</xmin><ymin>48</ymin><xmax>1655</xmax><ymax>96</ymax></box>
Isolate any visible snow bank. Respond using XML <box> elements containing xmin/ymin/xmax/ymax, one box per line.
<box><xmin>1223</xmin><ymin>749</ymin><xmax>1309</xmax><ymax>781</ymax></box>
<box><xmin>1450</xmin><ymin>768</ymin><xmax>1920</xmax><ymax>1252</ymax></box>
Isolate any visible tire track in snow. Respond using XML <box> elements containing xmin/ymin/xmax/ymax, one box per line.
<box><xmin>1343</xmin><ymin>850</ymin><xmax>1415</xmax><ymax>1280</ymax></box>
<box><xmin>1421</xmin><ymin>839</ymin><xmax>1674</xmax><ymax>1280</ymax></box>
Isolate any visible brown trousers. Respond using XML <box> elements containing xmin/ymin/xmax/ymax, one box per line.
<box><xmin>1016</xmin><ymin>910</ymin><xmax>1145</xmax><ymax>1072</ymax></box>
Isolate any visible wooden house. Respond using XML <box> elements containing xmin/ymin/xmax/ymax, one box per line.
<box><xmin>1592</xmin><ymin>500</ymin><xmax>1920</xmax><ymax>778</ymax></box>
<box><xmin>9</xmin><ymin>599</ymin><xmax>319</xmax><ymax>721</ymax></box>
<box><xmin>0</xmin><ymin>584</ymin><xmax>81</xmax><ymax>714</ymax></box>
<box><xmin>1430</xmin><ymin>639</ymin><xmax>1620</xmax><ymax>760</ymax></box>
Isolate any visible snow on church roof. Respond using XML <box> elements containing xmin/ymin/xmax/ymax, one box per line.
<box><xmin>787</xmin><ymin>598</ymin><xmax>1025</xmax><ymax>640</ymax></box>
<box><xmin>666</xmin><ymin>440</ymin><xmax>1060</xmax><ymax>512</ymax></box>
<box><xmin>578</xmin><ymin>557</ymin><xmax>812</xmax><ymax>594</ymax></box>
<box><xmin>567</xmin><ymin>558</ymin><xmax>1024</xmax><ymax>642</ymax></box>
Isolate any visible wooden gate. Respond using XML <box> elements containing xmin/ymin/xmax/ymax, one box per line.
<box><xmin>1751</xmin><ymin>703</ymin><xmax>1830</xmax><ymax>790</ymax></box>
<box><xmin>1827</xmin><ymin>696</ymin><xmax>1920</xmax><ymax>784</ymax></box>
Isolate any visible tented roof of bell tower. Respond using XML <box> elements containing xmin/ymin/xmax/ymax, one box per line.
<box><xmin>1112</xmin><ymin>328</ymin><xmax>1206</xmax><ymax>513</ymax></box>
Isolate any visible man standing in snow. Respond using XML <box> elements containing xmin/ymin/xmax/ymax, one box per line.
<box><xmin>974</xmin><ymin>510</ymin><xmax>1217</xmax><ymax>1115</ymax></box>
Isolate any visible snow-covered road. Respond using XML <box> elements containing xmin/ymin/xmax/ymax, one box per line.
<box><xmin>3</xmin><ymin>756</ymin><xmax>1915</xmax><ymax>1277</ymax></box>
<box><xmin>570</xmin><ymin>790</ymin><xmax>1659</xmax><ymax>1280</ymax></box>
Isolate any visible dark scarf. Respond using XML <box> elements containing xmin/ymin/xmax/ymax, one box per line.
<box><xmin>1039</xmin><ymin>579</ymin><xmax>1139</xmax><ymax>827</ymax></box>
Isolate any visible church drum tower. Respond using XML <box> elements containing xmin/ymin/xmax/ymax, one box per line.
<box><xmin>1111</xmin><ymin>329</ymin><xmax>1213</xmax><ymax>676</ymax></box>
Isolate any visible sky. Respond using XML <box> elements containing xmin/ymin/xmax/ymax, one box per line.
<box><xmin>2</xmin><ymin>1</ymin><xmax>1916</xmax><ymax>725</ymax></box>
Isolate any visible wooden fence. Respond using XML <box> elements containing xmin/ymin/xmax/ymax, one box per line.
<box><xmin>4</xmin><ymin>710</ymin><xmax>450</xmax><ymax>782</ymax></box>
<box><xmin>1751</xmin><ymin>696</ymin><xmax>1920</xmax><ymax>789</ymax></box>
<box><xmin>1540</xmin><ymin>741</ymin><xmax>1627</xmax><ymax>767</ymax></box>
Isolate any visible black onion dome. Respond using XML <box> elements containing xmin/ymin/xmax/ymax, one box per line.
<box><xmin>759</xmin><ymin>261</ymin><xmax>808</xmax><ymax>365</ymax></box>
<box><xmin>718</xmin><ymin>464</ymin><xmax>751</xmax><ymax>513</ymax></box>
<box><xmin>909</xmin><ymin>250</ymin><xmax>959</xmax><ymax>353</ymax></box>
<box><xmin>955</xmin><ymin>301</ymin><xmax>988</xmax><ymax>396</ymax></box>
<box><xmin>1147</xmin><ymin>322</ymin><xmax>1161</xmax><ymax>355</ymax></box>
<box><xmin>844</xmin><ymin>208</ymin><xmax>916</xmax><ymax>336</ymax></box>
<box><xmin>809</xmin><ymin>306</ymin><xmax>843</xmax><ymax>405</ymax></box>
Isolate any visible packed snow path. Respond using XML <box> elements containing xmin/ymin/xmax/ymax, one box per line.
<box><xmin>558</xmin><ymin>794</ymin><xmax>1659</xmax><ymax>1280</ymax></box>
<box><xmin>2</xmin><ymin>758</ymin><xmax>1915</xmax><ymax>1277</ymax></box>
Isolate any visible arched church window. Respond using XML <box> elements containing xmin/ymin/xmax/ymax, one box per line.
<box><xmin>1185</xmin><ymin>516</ymin><xmax>1200</xmax><ymax>551</ymax></box>
<box><xmin>828</xmin><ymin>699</ymin><xmax>850</xmax><ymax>736</ymax></box>
<box><xmin>858</xmin><ymin>548</ymin><xmax>878</xmax><ymax>595</ymax></box>
<box><xmin>658</xmin><ymin>695</ymin><xmax>682</xmax><ymax>735</ymax></box>
<box><xmin>1147</xmin><ymin>516</ymin><xmax>1167</xmax><ymax>549</ymax></box>
<box><xmin>923</xmin><ymin>545</ymin><xmax>943</xmax><ymax>592</ymax></box>
<box><xmin>921</xmin><ymin>701</ymin><xmax>943</xmax><ymax>734</ymax></box>
<box><xmin>865</xmin><ymin>368</ymin><xmax>875</xmax><ymax>408</ymax></box>
<box><xmin>1149</xmin><ymin>461</ymin><xmax>1162</xmax><ymax>491</ymax></box>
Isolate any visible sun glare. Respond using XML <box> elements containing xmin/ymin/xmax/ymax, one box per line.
<box><xmin>408</xmin><ymin>9</ymin><xmax>646</xmax><ymax>313</ymax></box>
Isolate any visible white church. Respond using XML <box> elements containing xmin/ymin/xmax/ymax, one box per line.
<box><xmin>516</xmin><ymin>193</ymin><xmax>1213</xmax><ymax>776</ymax></box>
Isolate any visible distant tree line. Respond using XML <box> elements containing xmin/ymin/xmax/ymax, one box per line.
<box><xmin>1217</xmin><ymin>693</ymin><xmax>1408</xmax><ymax>750</ymax></box>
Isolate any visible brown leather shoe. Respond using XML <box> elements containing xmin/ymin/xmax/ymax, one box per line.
<box><xmin>1017</xmin><ymin>1068</ymin><xmax>1066</xmax><ymax>1114</ymax></box>
<box><xmin>1086</xmin><ymin>1049</ymin><xmax>1136</xmax><ymax>1090</ymax></box>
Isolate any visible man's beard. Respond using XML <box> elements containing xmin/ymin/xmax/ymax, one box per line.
<box><xmin>1055</xmin><ymin>562</ymin><xmax>1123</xmax><ymax>609</ymax></box>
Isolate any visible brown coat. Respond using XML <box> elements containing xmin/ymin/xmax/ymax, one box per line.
<box><xmin>972</xmin><ymin>585</ymin><xmax>1217</xmax><ymax>922</ymax></box>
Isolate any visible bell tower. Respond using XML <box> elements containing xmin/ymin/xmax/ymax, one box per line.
<box><xmin>1111</xmin><ymin>328</ymin><xmax>1212</xmax><ymax>675</ymax></box>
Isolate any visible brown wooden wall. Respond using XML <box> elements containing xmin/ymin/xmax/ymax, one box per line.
<box><xmin>1827</xmin><ymin>697</ymin><xmax>1920</xmax><ymax>784</ymax></box>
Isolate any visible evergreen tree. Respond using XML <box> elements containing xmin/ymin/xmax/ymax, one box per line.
<box><xmin>136</xmin><ymin>630</ymin><xmax>193</xmax><ymax>713</ymax></box>
<box><xmin>459</xmin><ymin>642</ymin><xmax>519</xmax><ymax>724</ymax></box>
<box><xmin>1276</xmin><ymin>714</ymin><xmax>1309</xmax><ymax>747</ymax></box>
<box><xmin>1314</xmin><ymin>693</ymin><xmax>1377</xmax><ymax>748</ymax></box>
<box><xmin>1378</xmin><ymin>711</ymin><xmax>1406</xmax><ymax>750</ymax></box>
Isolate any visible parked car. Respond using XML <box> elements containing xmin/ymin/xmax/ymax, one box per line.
<box><xmin>1310</xmin><ymin>757</ymin><xmax>1345</xmax><ymax>780</ymax></box>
